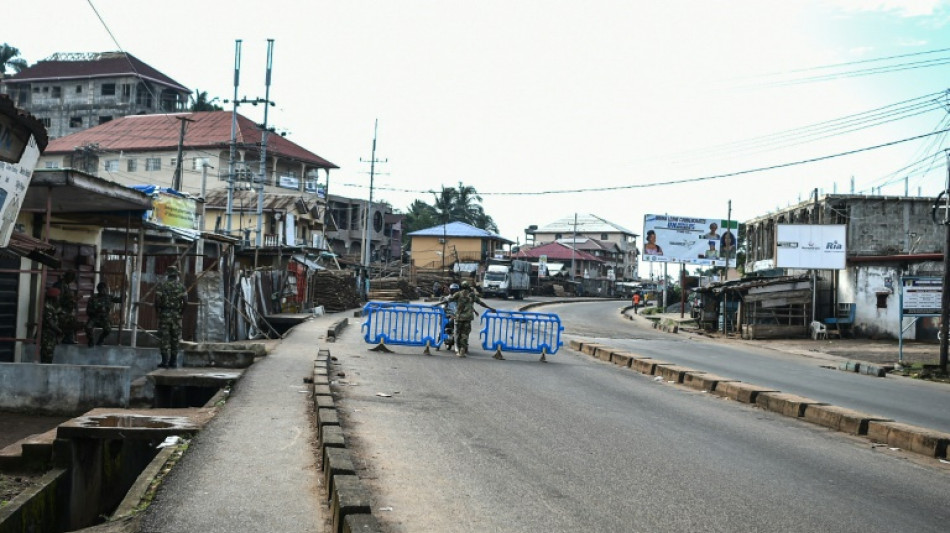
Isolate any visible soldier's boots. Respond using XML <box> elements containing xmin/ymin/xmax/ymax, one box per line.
<box><xmin>457</xmin><ymin>347</ymin><xmax>467</xmax><ymax>358</ymax></box>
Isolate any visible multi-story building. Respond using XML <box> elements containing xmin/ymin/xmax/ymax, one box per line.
<box><xmin>37</xmin><ymin>110</ymin><xmax>337</xmax><ymax>250</ymax></box>
<box><xmin>324</xmin><ymin>194</ymin><xmax>402</xmax><ymax>264</ymax></box>
<box><xmin>0</xmin><ymin>52</ymin><xmax>191</xmax><ymax>139</ymax></box>
<box><xmin>527</xmin><ymin>213</ymin><xmax>639</xmax><ymax>280</ymax></box>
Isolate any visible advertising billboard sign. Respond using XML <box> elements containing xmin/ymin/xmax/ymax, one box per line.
<box><xmin>642</xmin><ymin>214</ymin><xmax>738</xmax><ymax>267</ymax></box>
<box><xmin>775</xmin><ymin>224</ymin><xmax>846</xmax><ymax>270</ymax></box>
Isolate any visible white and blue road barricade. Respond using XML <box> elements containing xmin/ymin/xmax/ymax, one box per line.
<box><xmin>361</xmin><ymin>301</ymin><xmax>446</xmax><ymax>353</ymax></box>
<box><xmin>480</xmin><ymin>309</ymin><xmax>563</xmax><ymax>361</ymax></box>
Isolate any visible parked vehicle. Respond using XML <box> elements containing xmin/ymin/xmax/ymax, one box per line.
<box><xmin>481</xmin><ymin>259</ymin><xmax>530</xmax><ymax>299</ymax></box>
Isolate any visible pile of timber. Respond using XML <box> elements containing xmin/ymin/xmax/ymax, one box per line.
<box><xmin>415</xmin><ymin>267</ymin><xmax>454</xmax><ymax>296</ymax></box>
<box><xmin>311</xmin><ymin>270</ymin><xmax>361</xmax><ymax>312</ymax></box>
<box><xmin>369</xmin><ymin>277</ymin><xmax>419</xmax><ymax>301</ymax></box>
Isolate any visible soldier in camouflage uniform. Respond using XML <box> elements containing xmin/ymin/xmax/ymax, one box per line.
<box><xmin>155</xmin><ymin>266</ymin><xmax>186</xmax><ymax>368</ymax></box>
<box><xmin>55</xmin><ymin>271</ymin><xmax>79</xmax><ymax>344</ymax></box>
<box><xmin>40</xmin><ymin>287</ymin><xmax>63</xmax><ymax>363</ymax></box>
<box><xmin>440</xmin><ymin>281</ymin><xmax>496</xmax><ymax>358</ymax></box>
<box><xmin>84</xmin><ymin>282</ymin><xmax>122</xmax><ymax>347</ymax></box>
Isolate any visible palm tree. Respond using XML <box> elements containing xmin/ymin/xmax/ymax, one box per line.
<box><xmin>433</xmin><ymin>182</ymin><xmax>498</xmax><ymax>232</ymax></box>
<box><xmin>0</xmin><ymin>44</ymin><xmax>27</xmax><ymax>76</ymax></box>
<box><xmin>190</xmin><ymin>90</ymin><xmax>223</xmax><ymax>111</ymax></box>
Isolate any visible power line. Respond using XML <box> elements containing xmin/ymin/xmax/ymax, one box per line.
<box><xmin>339</xmin><ymin>127</ymin><xmax>950</xmax><ymax>196</ymax></box>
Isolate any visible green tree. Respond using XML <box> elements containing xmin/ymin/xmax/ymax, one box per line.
<box><xmin>433</xmin><ymin>182</ymin><xmax>498</xmax><ymax>232</ymax></box>
<box><xmin>190</xmin><ymin>90</ymin><xmax>223</xmax><ymax>111</ymax></box>
<box><xmin>0</xmin><ymin>44</ymin><xmax>27</xmax><ymax>76</ymax></box>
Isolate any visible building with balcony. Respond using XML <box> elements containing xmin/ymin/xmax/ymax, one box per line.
<box><xmin>0</xmin><ymin>52</ymin><xmax>191</xmax><ymax>139</ymax></box>
<box><xmin>527</xmin><ymin>213</ymin><xmax>639</xmax><ymax>280</ymax></box>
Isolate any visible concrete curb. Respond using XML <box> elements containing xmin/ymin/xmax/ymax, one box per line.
<box><xmin>327</xmin><ymin>319</ymin><xmax>350</xmax><ymax>343</ymax></box>
<box><xmin>312</xmin><ymin>349</ymin><xmax>382</xmax><ymax>533</ymax></box>
<box><xmin>570</xmin><ymin>338</ymin><xmax>950</xmax><ymax>461</ymax></box>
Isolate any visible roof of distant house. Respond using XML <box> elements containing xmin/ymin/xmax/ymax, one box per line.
<box><xmin>535</xmin><ymin>213</ymin><xmax>637</xmax><ymax>236</ymax></box>
<box><xmin>514</xmin><ymin>241</ymin><xmax>603</xmax><ymax>262</ymax></box>
<box><xmin>409</xmin><ymin>221</ymin><xmax>513</xmax><ymax>244</ymax></box>
<box><xmin>555</xmin><ymin>236</ymin><xmax>620</xmax><ymax>252</ymax></box>
<box><xmin>2</xmin><ymin>52</ymin><xmax>190</xmax><ymax>92</ymax></box>
<box><xmin>43</xmin><ymin>111</ymin><xmax>338</xmax><ymax>168</ymax></box>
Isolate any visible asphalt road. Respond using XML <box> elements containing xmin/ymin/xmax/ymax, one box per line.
<box><xmin>335</xmin><ymin>298</ymin><xmax>950</xmax><ymax>533</ymax></box>
<box><xmin>552</xmin><ymin>300</ymin><xmax>950</xmax><ymax>433</ymax></box>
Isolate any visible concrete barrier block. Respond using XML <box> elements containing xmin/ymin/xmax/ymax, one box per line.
<box><xmin>755</xmin><ymin>392</ymin><xmax>826</xmax><ymax>418</ymax></box>
<box><xmin>314</xmin><ymin>384</ymin><xmax>333</xmax><ymax>397</ymax></box>
<box><xmin>317</xmin><ymin>408</ymin><xmax>340</xmax><ymax>432</ymax></box>
<box><xmin>568</xmin><ymin>339</ymin><xmax>583</xmax><ymax>351</ymax></box>
<box><xmin>682</xmin><ymin>372</ymin><xmax>736</xmax><ymax>392</ymax></box>
<box><xmin>321</xmin><ymin>425</ymin><xmax>346</xmax><ymax>450</ymax></box>
<box><xmin>331</xmin><ymin>475</ymin><xmax>372</xmax><ymax>533</ymax></box>
<box><xmin>582</xmin><ymin>343</ymin><xmax>605</xmax><ymax>356</ymax></box>
<box><xmin>838</xmin><ymin>361</ymin><xmax>860</xmax><ymax>372</ymax></box>
<box><xmin>712</xmin><ymin>382</ymin><xmax>779</xmax><ymax>404</ymax></box>
<box><xmin>324</xmin><ymin>447</ymin><xmax>356</xmax><ymax>501</ymax></box>
<box><xmin>655</xmin><ymin>365</ymin><xmax>699</xmax><ymax>384</ymax></box>
<box><xmin>315</xmin><ymin>395</ymin><xmax>336</xmax><ymax>410</ymax></box>
<box><xmin>594</xmin><ymin>347</ymin><xmax>614</xmax><ymax>362</ymax></box>
<box><xmin>610</xmin><ymin>352</ymin><xmax>634</xmax><ymax>368</ymax></box>
<box><xmin>802</xmin><ymin>404</ymin><xmax>892</xmax><ymax>435</ymax></box>
<box><xmin>632</xmin><ymin>359</ymin><xmax>671</xmax><ymax>375</ymax></box>
<box><xmin>866</xmin><ymin>421</ymin><xmax>950</xmax><ymax>458</ymax></box>
<box><xmin>343</xmin><ymin>514</ymin><xmax>383</xmax><ymax>533</ymax></box>
<box><xmin>860</xmin><ymin>364</ymin><xmax>887</xmax><ymax>378</ymax></box>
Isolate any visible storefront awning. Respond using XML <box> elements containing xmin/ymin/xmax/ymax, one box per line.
<box><xmin>22</xmin><ymin>168</ymin><xmax>153</xmax><ymax>216</ymax></box>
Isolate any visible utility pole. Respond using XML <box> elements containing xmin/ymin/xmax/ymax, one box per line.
<box><xmin>196</xmin><ymin>161</ymin><xmax>212</xmax><ymax>272</ymax></box>
<box><xmin>939</xmin><ymin>151</ymin><xmax>950</xmax><ymax>373</ymax></box>
<box><xmin>172</xmin><ymin>116</ymin><xmax>194</xmax><ymax>191</ymax></box>
<box><xmin>256</xmin><ymin>39</ymin><xmax>275</xmax><ymax>248</ymax></box>
<box><xmin>226</xmin><ymin>39</ymin><xmax>241</xmax><ymax>235</ymax></box>
<box><xmin>360</xmin><ymin>119</ymin><xmax>387</xmax><ymax>296</ymax></box>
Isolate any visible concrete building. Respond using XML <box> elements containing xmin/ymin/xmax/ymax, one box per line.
<box><xmin>36</xmin><ymin>110</ymin><xmax>337</xmax><ymax>249</ymax></box>
<box><xmin>527</xmin><ymin>213</ymin><xmax>639</xmax><ymax>280</ymax></box>
<box><xmin>743</xmin><ymin>194</ymin><xmax>944</xmax><ymax>339</ymax></box>
<box><xmin>408</xmin><ymin>221</ymin><xmax>513</xmax><ymax>271</ymax></box>
<box><xmin>324</xmin><ymin>194</ymin><xmax>402</xmax><ymax>264</ymax></box>
<box><xmin>0</xmin><ymin>52</ymin><xmax>191</xmax><ymax>139</ymax></box>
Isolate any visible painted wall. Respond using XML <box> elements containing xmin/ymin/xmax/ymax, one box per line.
<box><xmin>411</xmin><ymin>236</ymin><xmax>484</xmax><ymax>269</ymax></box>
<box><xmin>0</xmin><ymin>363</ymin><xmax>130</xmax><ymax>415</ymax></box>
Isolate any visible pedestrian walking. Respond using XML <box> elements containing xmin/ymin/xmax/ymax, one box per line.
<box><xmin>84</xmin><ymin>281</ymin><xmax>122</xmax><ymax>347</ymax></box>
<box><xmin>632</xmin><ymin>292</ymin><xmax>641</xmax><ymax>314</ymax></box>
<box><xmin>155</xmin><ymin>266</ymin><xmax>186</xmax><ymax>368</ymax></box>
<box><xmin>40</xmin><ymin>287</ymin><xmax>62</xmax><ymax>363</ymax></box>
<box><xmin>438</xmin><ymin>281</ymin><xmax>496</xmax><ymax>358</ymax></box>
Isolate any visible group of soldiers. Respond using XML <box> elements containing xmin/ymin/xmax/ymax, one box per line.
<box><xmin>39</xmin><ymin>266</ymin><xmax>186</xmax><ymax>367</ymax></box>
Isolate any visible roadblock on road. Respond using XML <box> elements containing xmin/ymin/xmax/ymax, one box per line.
<box><xmin>361</xmin><ymin>302</ymin><xmax>446</xmax><ymax>353</ymax></box>
<box><xmin>479</xmin><ymin>309</ymin><xmax>563</xmax><ymax>361</ymax></box>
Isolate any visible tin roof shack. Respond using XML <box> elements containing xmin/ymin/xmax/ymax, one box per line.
<box><xmin>743</xmin><ymin>194</ymin><xmax>944</xmax><ymax>340</ymax></box>
<box><xmin>694</xmin><ymin>275</ymin><xmax>813</xmax><ymax>339</ymax></box>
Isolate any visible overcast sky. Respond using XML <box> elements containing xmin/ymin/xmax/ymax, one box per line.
<box><xmin>7</xmin><ymin>1</ymin><xmax>950</xmax><ymax>252</ymax></box>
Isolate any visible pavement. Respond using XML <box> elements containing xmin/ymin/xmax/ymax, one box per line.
<box><xmin>136</xmin><ymin>313</ymin><xmax>339</xmax><ymax>533</ymax></box>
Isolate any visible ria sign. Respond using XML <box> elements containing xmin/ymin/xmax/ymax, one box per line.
<box><xmin>775</xmin><ymin>224</ymin><xmax>847</xmax><ymax>270</ymax></box>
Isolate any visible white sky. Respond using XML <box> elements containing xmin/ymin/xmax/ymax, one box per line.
<box><xmin>7</xmin><ymin>0</ymin><xmax>950</xmax><ymax>248</ymax></box>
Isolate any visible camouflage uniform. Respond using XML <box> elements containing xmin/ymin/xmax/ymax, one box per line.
<box><xmin>443</xmin><ymin>283</ymin><xmax>495</xmax><ymax>357</ymax></box>
<box><xmin>84</xmin><ymin>283</ymin><xmax>120</xmax><ymax>347</ymax></box>
<box><xmin>56</xmin><ymin>274</ymin><xmax>78</xmax><ymax>344</ymax></box>
<box><xmin>155</xmin><ymin>268</ymin><xmax>186</xmax><ymax>368</ymax></box>
<box><xmin>40</xmin><ymin>295</ymin><xmax>62</xmax><ymax>364</ymax></box>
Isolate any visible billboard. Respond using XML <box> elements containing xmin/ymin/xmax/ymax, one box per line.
<box><xmin>775</xmin><ymin>224</ymin><xmax>846</xmax><ymax>270</ymax></box>
<box><xmin>642</xmin><ymin>214</ymin><xmax>738</xmax><ymax>266</ymax></box>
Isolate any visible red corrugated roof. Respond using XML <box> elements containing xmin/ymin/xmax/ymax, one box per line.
<box><xmin>514</xmin><ymin>242</ymin><xmax>603</xmax><ymax>262</ymax></box>
<box><xmin>4</xmin><ymin>52</ymin><xmax>189</xmax><ymax>92</ymax></box>
<box><xmin>43</xmin><ymin>111</ymin><xmax>338</xmax><ymax>168</ymax></box>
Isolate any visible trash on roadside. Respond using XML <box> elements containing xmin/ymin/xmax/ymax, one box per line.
<box><xmin>376</xmin><ymin>392</ymin><xmax>392</xmax><ymax>397</ymax></box>
<box><xmin>379</xmin><ymin>506</ymin><xmax>394</xmax><ymax>512</ymax></box>
<box><xmin>653</xmin><ymin>376</ymin><xmax>663</xmax><ymax>382</ymax></box>
<box><xmin>157</xmin><ymin>436</ymin><xmax>181</xmax><ymax>449</ymax></box>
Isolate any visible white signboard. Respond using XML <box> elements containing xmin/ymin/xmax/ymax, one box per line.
<box><xmin>642</xmin><ymin>213</ymin><xmax>737</xmax><ymax>267</ymax></box>
<box><xmin>901</xmin><ymin>277</ymin><xmax>942</xmax><ymax>316</ymax></box>
<box><xmin>0</xmin><ymin>134</ymin><xmax>41</xmax><ymax>247</ymax></box>
<box><xmin>278</xmin><ymin>175</ymin><xmax>300</xmax><ymax>189</ymax></box>
<box><xmin>775</xmin><ymin>224</ymin><xmax>846</xmax><ymax>270</ymax></box>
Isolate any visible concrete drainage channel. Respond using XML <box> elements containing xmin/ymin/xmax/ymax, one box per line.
<box><xmin>570</xmin><ymin>339</ymin><xmax>950</xmax><ymax>461</ymax></box>
<box><xmin>312</xmin><ymin>317</ymin><xmax>383</xmax><ymax>533</ymax></box>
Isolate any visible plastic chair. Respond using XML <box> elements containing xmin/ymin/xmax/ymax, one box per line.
<box><xmin>823</xmin><ymin>303</ymin><xmax>855</xmax><ymax>338</ymax></box>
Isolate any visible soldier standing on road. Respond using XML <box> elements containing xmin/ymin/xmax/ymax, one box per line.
<box><xmin>40</xmin><ymin>287</ymin><xmax>63</xmax><ymax>363</ymax></box>
<box><xmin>55</xmin><ymin>271</ymin><xmax>79</xmax><ymax>344</ymax></box>
<box><xmin>84</xmin><ymin>282</ymin><xmax>122</xmax><ymax>347</ymax></box>
<box><xmin>155</xmin><ymin>266</ymin><xmax>186</xmax><ymax>368</ymax></box>
<box><xmin>439</xmin><ymin>281</ymin><xmax>496</xmax><ymax>359</ymax></box>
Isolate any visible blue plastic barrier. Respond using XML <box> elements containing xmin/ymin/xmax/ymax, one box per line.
<box><xmin>361</xmin><ymin>301</ymin><xmax>446</xmax><ymax>349</ymax></box>
<box><xmin>480</xmin><ymin>310</ymin><xmax>563</xmax><ymax>358</ymax></box>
